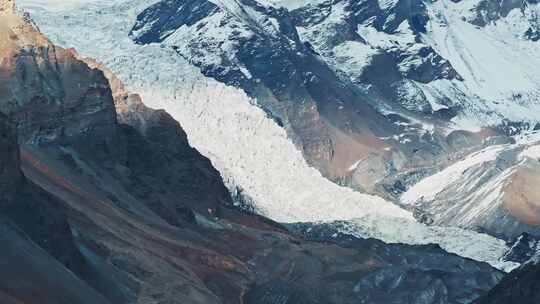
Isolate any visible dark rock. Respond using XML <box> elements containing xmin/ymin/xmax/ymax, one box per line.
<box><xmin>0</xmin><ymin>111</ymin><xmax>110</xmax><ymax>304</ymax></box>
<box><xmin>502</xmin><ymin>233</ymin><xmax>540</xmax><ymax>264</ymax></box>
<box><xmin>131</xmin><ymin>0</ymin><xmax>220</xmax><ymax>44</ymax></box>
<box><xmin>475</xmin><ymin>259</ymin><xmax>540</xmax><ymax>304</ymax></box>
<box><xmin>469</xmin><ymin>0</ymin><xmax>529</xmax><ymax>26</ymax></box>
<box><xmin>287</xmin><ymin>222</ymin><xmax>504</xmax><ymax>304</ymax></box>
<box><xmin>0</xmin><ymin>113</ymin><xmax>21</xmax><ymax>206</ymax></box>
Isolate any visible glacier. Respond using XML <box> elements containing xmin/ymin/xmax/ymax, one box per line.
<box><xmin>17</xmin><ymin>0</ymin><xmax>517</xmax><ymax>268</ymax></box>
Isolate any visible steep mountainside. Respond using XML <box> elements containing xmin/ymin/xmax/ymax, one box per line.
<box><xmin>0</xmin><ymin>2</ymin><xmax>507</xmax><ymax>303</ymax></box>
<box><xmin>281</xmin><ymin>0</ymin><xmax>540</xmax><ymax>126</ymax></box>
<box><xmin>0</xmin><ymin>114</ymin><xmax>109</xmax><ymax>304</ymax></box>
<box><xmin>130</xmin><ymin>0</ymin><xmax>402</xmax><ymax>183</ymax></box>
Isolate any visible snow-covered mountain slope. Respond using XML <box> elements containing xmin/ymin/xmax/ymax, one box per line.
<box><xmin>425</xmin><ymin>0</ymin><xmax>540</xmax><ymax>127</ymax></box>
<box><xmin>17</xmin><ymin>0</ymin><xmax>518</xmax><ymax>267</ymax></box>
<box><xmin>286</xmin><ymin>0</ymin><xmax>540</xmax><ymax>130</ymax></box>
<box><xmin>402</xmin><ymin>132</ymin><xmax>540</xmax><ymax>239</ymax></box>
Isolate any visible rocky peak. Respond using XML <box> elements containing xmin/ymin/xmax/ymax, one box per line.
<box><xmin>503</xmin><ymin>233</ymin><xmax>540</xmax><ymax>264</ymax></box>
<box><xmin>0</xmin><ymin>5</ymin><xmax>120</xmax><ymax>162</ymax></box>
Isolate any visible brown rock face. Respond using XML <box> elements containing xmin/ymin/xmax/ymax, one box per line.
<box><xmin>78</xmin><ymin>54</ymin><xmax>234</xmax><ymax>224</ymax></box>
<box><xmin>0</xmin><ymin>7</ymin><xmax>119</xmax><ymax>162</ymax></box>
<box><xmin>0</xmin><ymin>16</ymin><xmax>96</xmax><ymax>294</ymax></box>
<box><xmin>503</xmin><ymin>162</ymin><xmax>540</xmax><ymax>226</ymax></box>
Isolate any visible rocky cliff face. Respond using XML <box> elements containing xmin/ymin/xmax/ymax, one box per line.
<box><xmin>0</xmin><ymin>1</ymin><xmax>506</xmax><ymax>303</ymax></box>
<box><xmin>0</xmin><ymin>10</ymin><xmax>99</xmax><ymax>297</ymax></box>
<box><xmin>79</xmin><ymin>55</ymin><xmax>234</xmax><ymax>225</ymax></box>
<box><xmin>0</xmin><ymin>3</ymin><xmax>119</xmax><ymax>162</ymax></box>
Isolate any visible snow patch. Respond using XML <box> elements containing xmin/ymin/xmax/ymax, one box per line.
<box><xmin>520</xmin><ymin>145</ymin><xmax>540</xmax><ymax>161</ymax></box>
<box><xmin>401</xmin><ymin>144</ymin><xmax>508</xmax><ymax>205</ymax></box>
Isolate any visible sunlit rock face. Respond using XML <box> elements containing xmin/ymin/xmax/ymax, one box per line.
<box><xmin>0</xmin><ymin>3</ymin><xmax>119</xmax><ymax>163</ymax></box>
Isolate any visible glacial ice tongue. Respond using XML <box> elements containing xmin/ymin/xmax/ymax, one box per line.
<box><xmin>17</xmin><ymin>0</ymin><xmax>514</xmax><ymax>269</ymax></box>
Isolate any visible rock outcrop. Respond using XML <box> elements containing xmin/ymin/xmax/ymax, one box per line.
<box><xmin>0</xmin><ymin>3</ymin><xmax>119</xmax><ymax>162</ymax></box>
<box><xmin>475</xmin><ymin>258</ymin><xmax>540</xmax><ymax>304</ymax></box>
